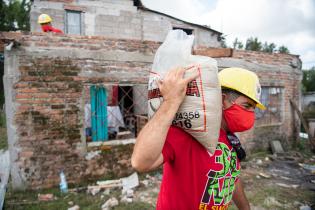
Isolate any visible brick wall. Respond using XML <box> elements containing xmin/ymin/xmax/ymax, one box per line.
<box><xmin>3</xmin><ymin>32</ymin><xmax>302</xmax><ymax>189</ymax></box>
<box><xmin>3</xmin><ymin>32</ymin><xmax>159</xmax><ymax>189</ymax></box>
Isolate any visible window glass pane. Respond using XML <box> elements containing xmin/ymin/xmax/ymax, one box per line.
<box><xmin>255</xmin><ymin>86</ymin><xmax>283</xmax><ymax>125</ymax></box>
<box><xmin>66</xmin><ymin>11</ymin><xmax>81</xmax><ymax>35</ymax></box>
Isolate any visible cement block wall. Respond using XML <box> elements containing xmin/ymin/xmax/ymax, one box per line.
<box><xmin>30</xmin><ymin>0</ymin><xmax>221</xmax><ymax>48</ymax></box>
<box><xmin>3</xmin><ymin>32</ymin><xmax>301</xmax><ymax>189</ymax></box>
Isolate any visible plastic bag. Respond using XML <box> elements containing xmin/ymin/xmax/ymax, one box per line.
<box><xmin>148</xmin><ymin>30</ymin><xmax>222</xmax><ymax>153</ymax></box>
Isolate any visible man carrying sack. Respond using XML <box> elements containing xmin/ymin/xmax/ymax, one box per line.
<box><xmin>132</xmin><ymin>67</ymin><xmax>266</xmax><ymax>210</ymax></box>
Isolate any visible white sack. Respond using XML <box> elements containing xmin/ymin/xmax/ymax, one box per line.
<box><xmin>148</xmin><ymin>30</ymin><xmax>222</xmax><ymax>153</ymax></box>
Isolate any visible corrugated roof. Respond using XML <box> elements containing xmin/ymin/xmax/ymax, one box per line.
<box><xmin>133</xmin><ymin>0</ymin><xmax>222</xmax><ymax>35</ymax></box>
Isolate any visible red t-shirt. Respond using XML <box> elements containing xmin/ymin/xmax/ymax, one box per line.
<box><xmin>41</xmin><ymin>25</ymin><xmax>63</xmax><ymax>34</ymax></box>
<box><xmin>157</xmin><ymin>126</ymin><xmax>241</xmax><ymax>210</ymax></box>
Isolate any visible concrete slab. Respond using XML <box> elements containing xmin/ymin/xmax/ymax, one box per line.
<box><xmin>270</xmin><ymin>141</ymin><xmax>285</xmax><ymax>154</ymax></box>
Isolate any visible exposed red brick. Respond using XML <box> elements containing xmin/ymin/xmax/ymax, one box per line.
<box><xmin>64</xmin><ymin>4</ymin><xmax>87</xmax><ymax>12</ymax></box>
<box><xmin>194</xmin><ymin>48</ymin><xmax>233</xmax><ymax>58</ymax></box>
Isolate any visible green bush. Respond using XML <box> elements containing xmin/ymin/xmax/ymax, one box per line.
<box><xmin>0</xmin><ymin>111</ymin><xmax>5</xmax><ymax>127</ymax></box>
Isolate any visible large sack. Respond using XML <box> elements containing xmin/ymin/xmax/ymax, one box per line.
<box><xmin>148</xmin><ymin>30</ymin><xmax>222</xmax><ymax>153</ymax></box>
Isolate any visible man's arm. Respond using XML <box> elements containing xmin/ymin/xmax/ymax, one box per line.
<box><xmin>131</xmin><ymin>67</ymin><xmax>198</xmax><ymax>172</ymax></box>
<box><xmin>232</xmin><ymin>179</ymin><xmax>250</xmax><ymax>210</ymax></box>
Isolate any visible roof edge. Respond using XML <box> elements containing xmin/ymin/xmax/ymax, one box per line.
<box><xmin>133</xmin><ymin>0</ymin><xmax>222</xmax><ymax>35</ymax></box>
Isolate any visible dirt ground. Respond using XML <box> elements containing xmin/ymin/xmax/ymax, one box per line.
<box><xmin>3</xmin><ymin>149</ymin><xmax>315</xmax><ymax>210</ymax></box>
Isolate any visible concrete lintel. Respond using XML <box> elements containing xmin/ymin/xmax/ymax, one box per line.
<box><xmin>216</xmin><ymin>58</ymin><xmax>297</xmax><ymax>73</ymax></box>
<box><xmin>87</xmin><ymin>138</ymin><xmax>136</xmax><ymax>147</ymax></box>
<box><xmin>24</xmin><ymin>47</ymin><xmax>154</xmax><ymax>63</ymax></box>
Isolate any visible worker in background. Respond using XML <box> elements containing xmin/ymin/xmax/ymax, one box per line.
<box><xmin>132</xmin><ymin>67</ymin><xmax>266</xmax><ymax>210</ymax></box>
<box><xmin>38</xmin><ymin>14</ymin><xmax>63</xmax><ymax>34</ymax></box>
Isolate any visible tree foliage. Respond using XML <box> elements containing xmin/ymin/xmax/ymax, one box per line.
<box><xmin>232</xmin><ymin>38</ymin><xmax>243</xmax><ymax>49</ymax></box>
<box><xmin>220</xmin><ymin>35</ymin><xmax>227</xmax><ymax>48</ymax></box>
<box><xmin>262</xmin><ymin>42</ymin><xmax>276</xmax><ymax>53</ymax></box>
<box><xmin>278</xmin><ymin>45</ymin><xmax>290</xmax><ymax>54</ymax></box>
<box><xmin>0</xmin><ymin>0</ymin><xmax>31</xmax><ymax>31</ymax></box>
<box><xmin>231</xmin><ymin>37</ymin><xmax>290</xmax><ymax>54</ymax></box>
<box><xmin>302</xmin><ymin>66</ymin><xmax>315</xmax><ymax>92</ymax></box>
<box><xmin>245</xmin><ymin>37</ymin><xmax>262</xmax><ymax>51</ymax></box>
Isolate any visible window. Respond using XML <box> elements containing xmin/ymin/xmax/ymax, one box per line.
<box><xmin>173</xmin><ymin>27</ymin><xmax>193</xmax><ymax>35</ymax></box>
<box><xmin>65</xmin><ymin>10</ymin><xmax>81</xmax><ymax>35</ymax></box>
<box><xmin>255</xmin><ymin>87</ymin><xmax>283</xmax><ymax>126</ymax></box>
<box><xmin>83</xmin><ymin>84</ymin><xmax>148</xmax><ymax>142</ymax></box>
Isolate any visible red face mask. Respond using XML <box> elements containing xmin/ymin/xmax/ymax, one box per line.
<box><xmin>223</xmin><ymin>103</ymin><xmax>255</xmax><ymax>133</ymax></box>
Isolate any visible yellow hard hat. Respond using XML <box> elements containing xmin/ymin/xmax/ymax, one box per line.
<box><xmin>219</xmin><ymin>67</ymin><xmax>266</xmax><ymax>110</ymax></box>
<box><xmin>38</xmin><ymin>14</ymin><xmax>52</xmax><ymax>24</ymax></box>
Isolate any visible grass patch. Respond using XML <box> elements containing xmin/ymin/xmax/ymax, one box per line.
<box><xmin>5</xmin><ymin>187</ymin><xmax>110</xmax><ymax>210</ymax></box>
<box><xmin>0</xmin><ymin>127</ymin><xmax>8</xmax><ymax>150</ymax></box>
<box><xmin>246</xmin><ymin>184</ymin><xmax>315</xmax><ymax>209</ymax></box>
<box><xmin>247</xmin><ymin>150</ymin><xmax>270</xmax><ymax>159</ymax></box>
<box><xmin>113</xmin><ymin>202</ymin><xmax>154</xmax><ymax>210</ymax></box>
<box><xmin>0</xmin><ymin>110</ymin><xmax>7</xmax><ymax>150</ymax></box>
<box><xmin>4</xmin><ymin>185</ymin><xmax>155</xmax><ymax>210</ymax></box>
<box><xmin>0</xmin><ymin>110</ymin><xmax>6</xmax><ymax>127</ymax></box>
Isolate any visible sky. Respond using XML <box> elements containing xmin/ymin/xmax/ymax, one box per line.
<box><xmin>142</xmin><ymin>0</ymin><xmax>315</xmax><ymax>70</ymax></box>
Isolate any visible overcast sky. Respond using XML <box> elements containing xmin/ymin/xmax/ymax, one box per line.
<box><xmin>142</xmin><ymin>0</ymin><xmax>315</xmax><ymax>70</ymax></box>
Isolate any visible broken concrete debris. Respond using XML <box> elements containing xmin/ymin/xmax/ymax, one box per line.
<box><xmin>85</xmin><ymin>150</ymin><xmax>101</xmax><ymax>160</ymax></box>
<box><xmin>37</xmin><ymin>193</ymin><xmax>55</xmax><ymax>201</ymax></box>
<box><xmin>87</xmin><ymin>172</ymin><xmax>139</xmax><ymax>195</ymax></box>
<box><xmin>120</xmin><ymin>189</ymin><xmax>134</xmax><ymax>203</ymax></box>
<box><xmin>299</xmin><ymin>163</ymin><xmax>315</xmax><ymax>174</ymax></box>
<box><xmin>68</xmin><ymin>205</ymin><xmax>80</xmax><ymax>210</ymax></box>
<box><xmin>256</xmin><ymin>159</ymin><xmax>263</xmax><ymax>165</ymax></box>
<box><xmin>275</xmin><ymin>183</ymin><xmax>299</xmax><ymax>189</ymax></box>
<box><xmin>300</xmin><ymin>205</ymin><xmax>312</xmax><ymax>210</ymax></box>
<box><xmin>270</xmin><ymin>140</ymin><xmax>284</xmax><ymax>154</ymax></box>
<box><xmin>88</xmin><ymin>187</ymin><xmax>101</xmax><ymax>196</ymax></box>
<box><xmin>258</xmin><ymin>172</ymin><xmax>271</xmax><ymax>179</ymax></box>
<box><xmin>264</xmin><ymin>196</ymin><xmax>282</xmax><ymax>207</ymax></box>
<box><xmin>101</xmin><ymin>197</ymin><xmax>119</xmax><ymax>210</ymax></box>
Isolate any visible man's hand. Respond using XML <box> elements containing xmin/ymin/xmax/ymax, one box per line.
<box><xmin>131</xmin><ymin>66</ymin><xmax>199</xmax><ymax>172</ymax></box>
<box><xmin>157</xmin><ymin>67</ymin><xmax>199</xmax><ymax>107</ymax></box>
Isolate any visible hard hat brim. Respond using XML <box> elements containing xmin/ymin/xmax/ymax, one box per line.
<box><xmin>253</xmin><ymin>100</ymin><xmax>266</xmax><ymax>110</ymax></box>
<box><xmin>222</xmin><ymin>85</ymin><xmax>266</xmax><ymax>110</ymax></box>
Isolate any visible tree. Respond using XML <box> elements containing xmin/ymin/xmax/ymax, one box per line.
<box><xmin>262</xmin><ymin>42</ymin><xmax>276</xmax><ymax>53</ymax></box>
<box><xmin>0</xmin><ymin>0</ymin><xmax>31</xmax><ymax>31</ymax></box>
<box><xmin>245</xmin><ymin>37</ymin><xmax>262</xmax><ymax>51</ymax></box>
<box><xmin>278</xmin><ymin>45</ymin><xmax>290</xmax><ymax>54</ymax></box>
<box><xmin>220</xmin><ymin>35</ymin><xmax>227</xmax><ymax>48</ymax></box>
<box><xmin>302</xmin><ymin>66</ymin><xmax>315</xmax><ymax>92</ymax></box>
<box><xmin>232</xmin><ymin>38</ymin><xmax>244</xmax><ymax>49</ymax></box>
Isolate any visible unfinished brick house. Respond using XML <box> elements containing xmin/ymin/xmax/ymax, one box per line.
<box><xmin>1</xmin><ymin>0</ymin><xmax>302</xmax><ymax>190</ymax></box>
<box><xmin>30</xmin><ymin>0</ymin><xmax>222</xmax><ymax>47</ymax></box>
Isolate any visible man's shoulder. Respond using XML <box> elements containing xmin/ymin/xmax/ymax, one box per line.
<box><xmin>168</xmin><ymin>125</ymin><xmax>193</xmax><ymax>138</ymax></box>
<box><xmin>167</xmin><ymin>125</ymin><xmax>194</xmax><ymax>141</ymax></box>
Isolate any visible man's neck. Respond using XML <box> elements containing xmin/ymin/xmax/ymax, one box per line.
<box><xmin>221</xmin><ymin>117</ymin><xmax>228</xmax><ymax>132</ymax></box>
